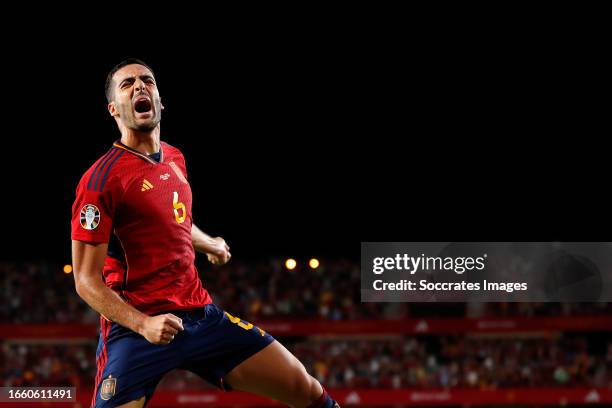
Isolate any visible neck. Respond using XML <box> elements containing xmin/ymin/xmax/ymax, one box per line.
<box><xmin>119</xmin><ymin>124</ymin><xmax>161</xmax><ymax>154</ymax></box>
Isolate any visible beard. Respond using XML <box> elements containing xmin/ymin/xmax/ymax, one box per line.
<box><xmin>133</xmin><ymin>119</ymin><xmax>159</xmax><ymax>131</ymax></box>
<box><xmin>122</xmin><ymin>99</ymin><xmax>162</xmax><ymax>131</ymax></box>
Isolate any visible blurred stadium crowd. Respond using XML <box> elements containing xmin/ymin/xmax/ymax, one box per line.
<box><xmin>3</xmin><ymin>259</ymin><xmax>612</xmax><ymax>393</ymax></box>
<box><xmin>4</xmin><ymin>335</ymin><xmax>612</xmax><ymax>390</ymax></box>
<box><xmin>3</xmin><ymin>260</ymin><xmax>612</xmax><ymax>324</ymax></box>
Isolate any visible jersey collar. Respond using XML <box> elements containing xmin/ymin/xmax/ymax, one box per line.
<box><xmin>112</xmin><ymin>140</ymin><xmax>164</xmax><ymax>165</ymax></box>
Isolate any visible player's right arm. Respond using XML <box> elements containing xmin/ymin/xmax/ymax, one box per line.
<box><xmin>71</xmin><ymin>158</ymin><xmax>183</xmax><ymax>345</ymax></box>
<box><xmin>71</xmin><ymin>240</ymin><xmax>183</xmax><ymax>344</ymax></box>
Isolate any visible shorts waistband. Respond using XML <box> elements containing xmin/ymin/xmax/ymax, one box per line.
<box><xmin>151</xmin><ymin>306</ymin><xmax>208</xmax><ymax>319</ymax></box>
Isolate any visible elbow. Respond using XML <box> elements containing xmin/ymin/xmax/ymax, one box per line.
<box><xmin>74</xmin><ymin>273</ymin><xmax>94</xmax><ymax>301</ymax></box>
<box><xmin>74</xmin><ymin>277</ymin><xmax>86</xmax><ymax>299</ymax></box>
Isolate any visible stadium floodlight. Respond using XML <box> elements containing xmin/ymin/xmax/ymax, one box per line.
<box><xmin>285</xmin><ymin>258</ymin><xmax>297</xmax><ymax>270</ymax></box>
<box><xmin>309</xmin><ymin>258</ymin><xmax>320</xmax><ymax>269</ymax></box>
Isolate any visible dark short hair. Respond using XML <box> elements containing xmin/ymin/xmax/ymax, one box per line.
<box><xmin>105</xmin><ymin>58</ymin><xmax>155</xmax><ymax>102</ymax></box>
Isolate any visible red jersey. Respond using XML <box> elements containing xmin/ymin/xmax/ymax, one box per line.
<box><xmin>71</xmin><ymin>140</ymin><xmax>212</xmax><ymax>315</ymax></box>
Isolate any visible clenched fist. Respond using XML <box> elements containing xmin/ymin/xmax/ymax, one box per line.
<box><xmin>139</xmin><ymin>313</ymin><xmax>184</xmax><ymax>345</ymax></box>
<box><xmin>207</xmin><ymin>237</ymin><xmax>231</xmax><ymax>265</ymax></box>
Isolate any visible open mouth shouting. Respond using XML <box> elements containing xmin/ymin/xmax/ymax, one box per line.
<box><xmin>133</xmin><ymin>94</ymin><xmax>153</xmax><ymax>116</ymax></box>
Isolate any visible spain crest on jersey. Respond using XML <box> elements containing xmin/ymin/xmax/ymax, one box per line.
<box><xmin>80</xmin><ymin>204</ymin><xmax>100</xmax><ymax>230</ymax></box>
<box><xmin>100</xmin><ymin>375</ymin><xmax>116</xmax><ymax>400</ymax></box>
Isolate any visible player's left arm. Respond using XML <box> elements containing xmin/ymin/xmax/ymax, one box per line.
<box><xmin>192</xmin><ymin>223</ymin><xmax>231</xmax><ymax>265</ymax></box>
<box><xmin>178</xmin><ymin>148</ymin><xmax>230</xmax><ymax>265</ymax></box>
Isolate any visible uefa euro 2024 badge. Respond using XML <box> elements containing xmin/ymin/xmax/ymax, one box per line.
<box><xmin>80</xmin><ymin>204</ymin><xmax>101</xmax><ymax>230</ymax></box>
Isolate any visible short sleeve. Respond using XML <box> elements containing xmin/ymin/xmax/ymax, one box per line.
<box><xmin>71</xmin><ymin>171</ymin><xmax>121</xmax><ymax>245</ymax></box>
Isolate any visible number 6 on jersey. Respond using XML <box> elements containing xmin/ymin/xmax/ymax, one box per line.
<box><xmin>173</xmin><ymin>191</ymin><xmax>186</xmax><ymax>224</ymax></box>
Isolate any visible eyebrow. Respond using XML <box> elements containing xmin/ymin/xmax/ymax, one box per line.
<box><xmin>118</xmin><ymin>75</ymin><xmax>155</xmax><ymax>86</ymax></box>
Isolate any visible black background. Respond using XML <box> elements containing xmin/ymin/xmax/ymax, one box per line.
<box><xmin>0</xmin><ymin>23</ymin><xmax>608</xmax><ymax>265</ymax></box>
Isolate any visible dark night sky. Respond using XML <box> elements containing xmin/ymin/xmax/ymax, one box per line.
<box><xmin>0</xmin><ymin>31</ymin><xmax>608</xmax><ymax>264</ymax></box>
<box><xmin>2</xmin><ymin>42</ymin><xmax>386</xmax><ymax>263</ymax></box>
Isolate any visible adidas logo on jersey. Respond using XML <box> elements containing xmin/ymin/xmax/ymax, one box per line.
<box><xmin>141</xmin><ymin>179</ymin><xmax>154</xmax><ymax>191</ymax></box>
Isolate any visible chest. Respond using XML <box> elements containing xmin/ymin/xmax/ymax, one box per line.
<box><xmin>120</xmin><ymin>160</ymin><xmax>192</xmax><ymax>223</ymax></box>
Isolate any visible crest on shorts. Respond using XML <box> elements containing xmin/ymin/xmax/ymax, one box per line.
<box><xmin>100</xmin><ymin>375</ymin><xmax>116</xmax><ymax>400</ymax></box>
<box><xmin>80</xmin><ymin>204</ymin><xmax>100</xmax><ymax>230</ymax></box>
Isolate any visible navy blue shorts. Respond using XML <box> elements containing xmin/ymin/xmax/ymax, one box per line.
<box><xmin>91</xmin><ymin>303</ymin><xmax>275</xmax><ymax>407</ymax></box>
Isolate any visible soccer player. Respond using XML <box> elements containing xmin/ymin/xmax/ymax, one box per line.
<box><xmin>71</xmin><ymin>59</ymin><xmax>340</xmax><ymax>408</ymax></box>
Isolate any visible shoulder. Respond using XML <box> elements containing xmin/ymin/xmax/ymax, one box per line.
<box><xmin>77</xmin><ymin>145</ymin><xmax>129</xmax><ymax>193</ymax></box>
<box><xmin>162</xmin><ymin>141</ymin><xmax>185</xmax><ymax>157</ymax></box>
<box><xmin>161</xmin><ymin>140</ymin><xmax>182</xmax><ymax>155</ymax></box>
<box><xmin>162</xmin><ymin>141</ymin><xmax>188</xmax><ymax>167</ymax></box>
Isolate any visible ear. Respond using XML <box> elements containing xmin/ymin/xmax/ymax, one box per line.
<box><xmin>160</xmin><ymin>97</ymin><xmax>165</xmax><ymax>111</ymax></box>
<box><xmin>108</xmin><ymin>101</ymin><xmax>119</xmax><ymax>117</ymax></box>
